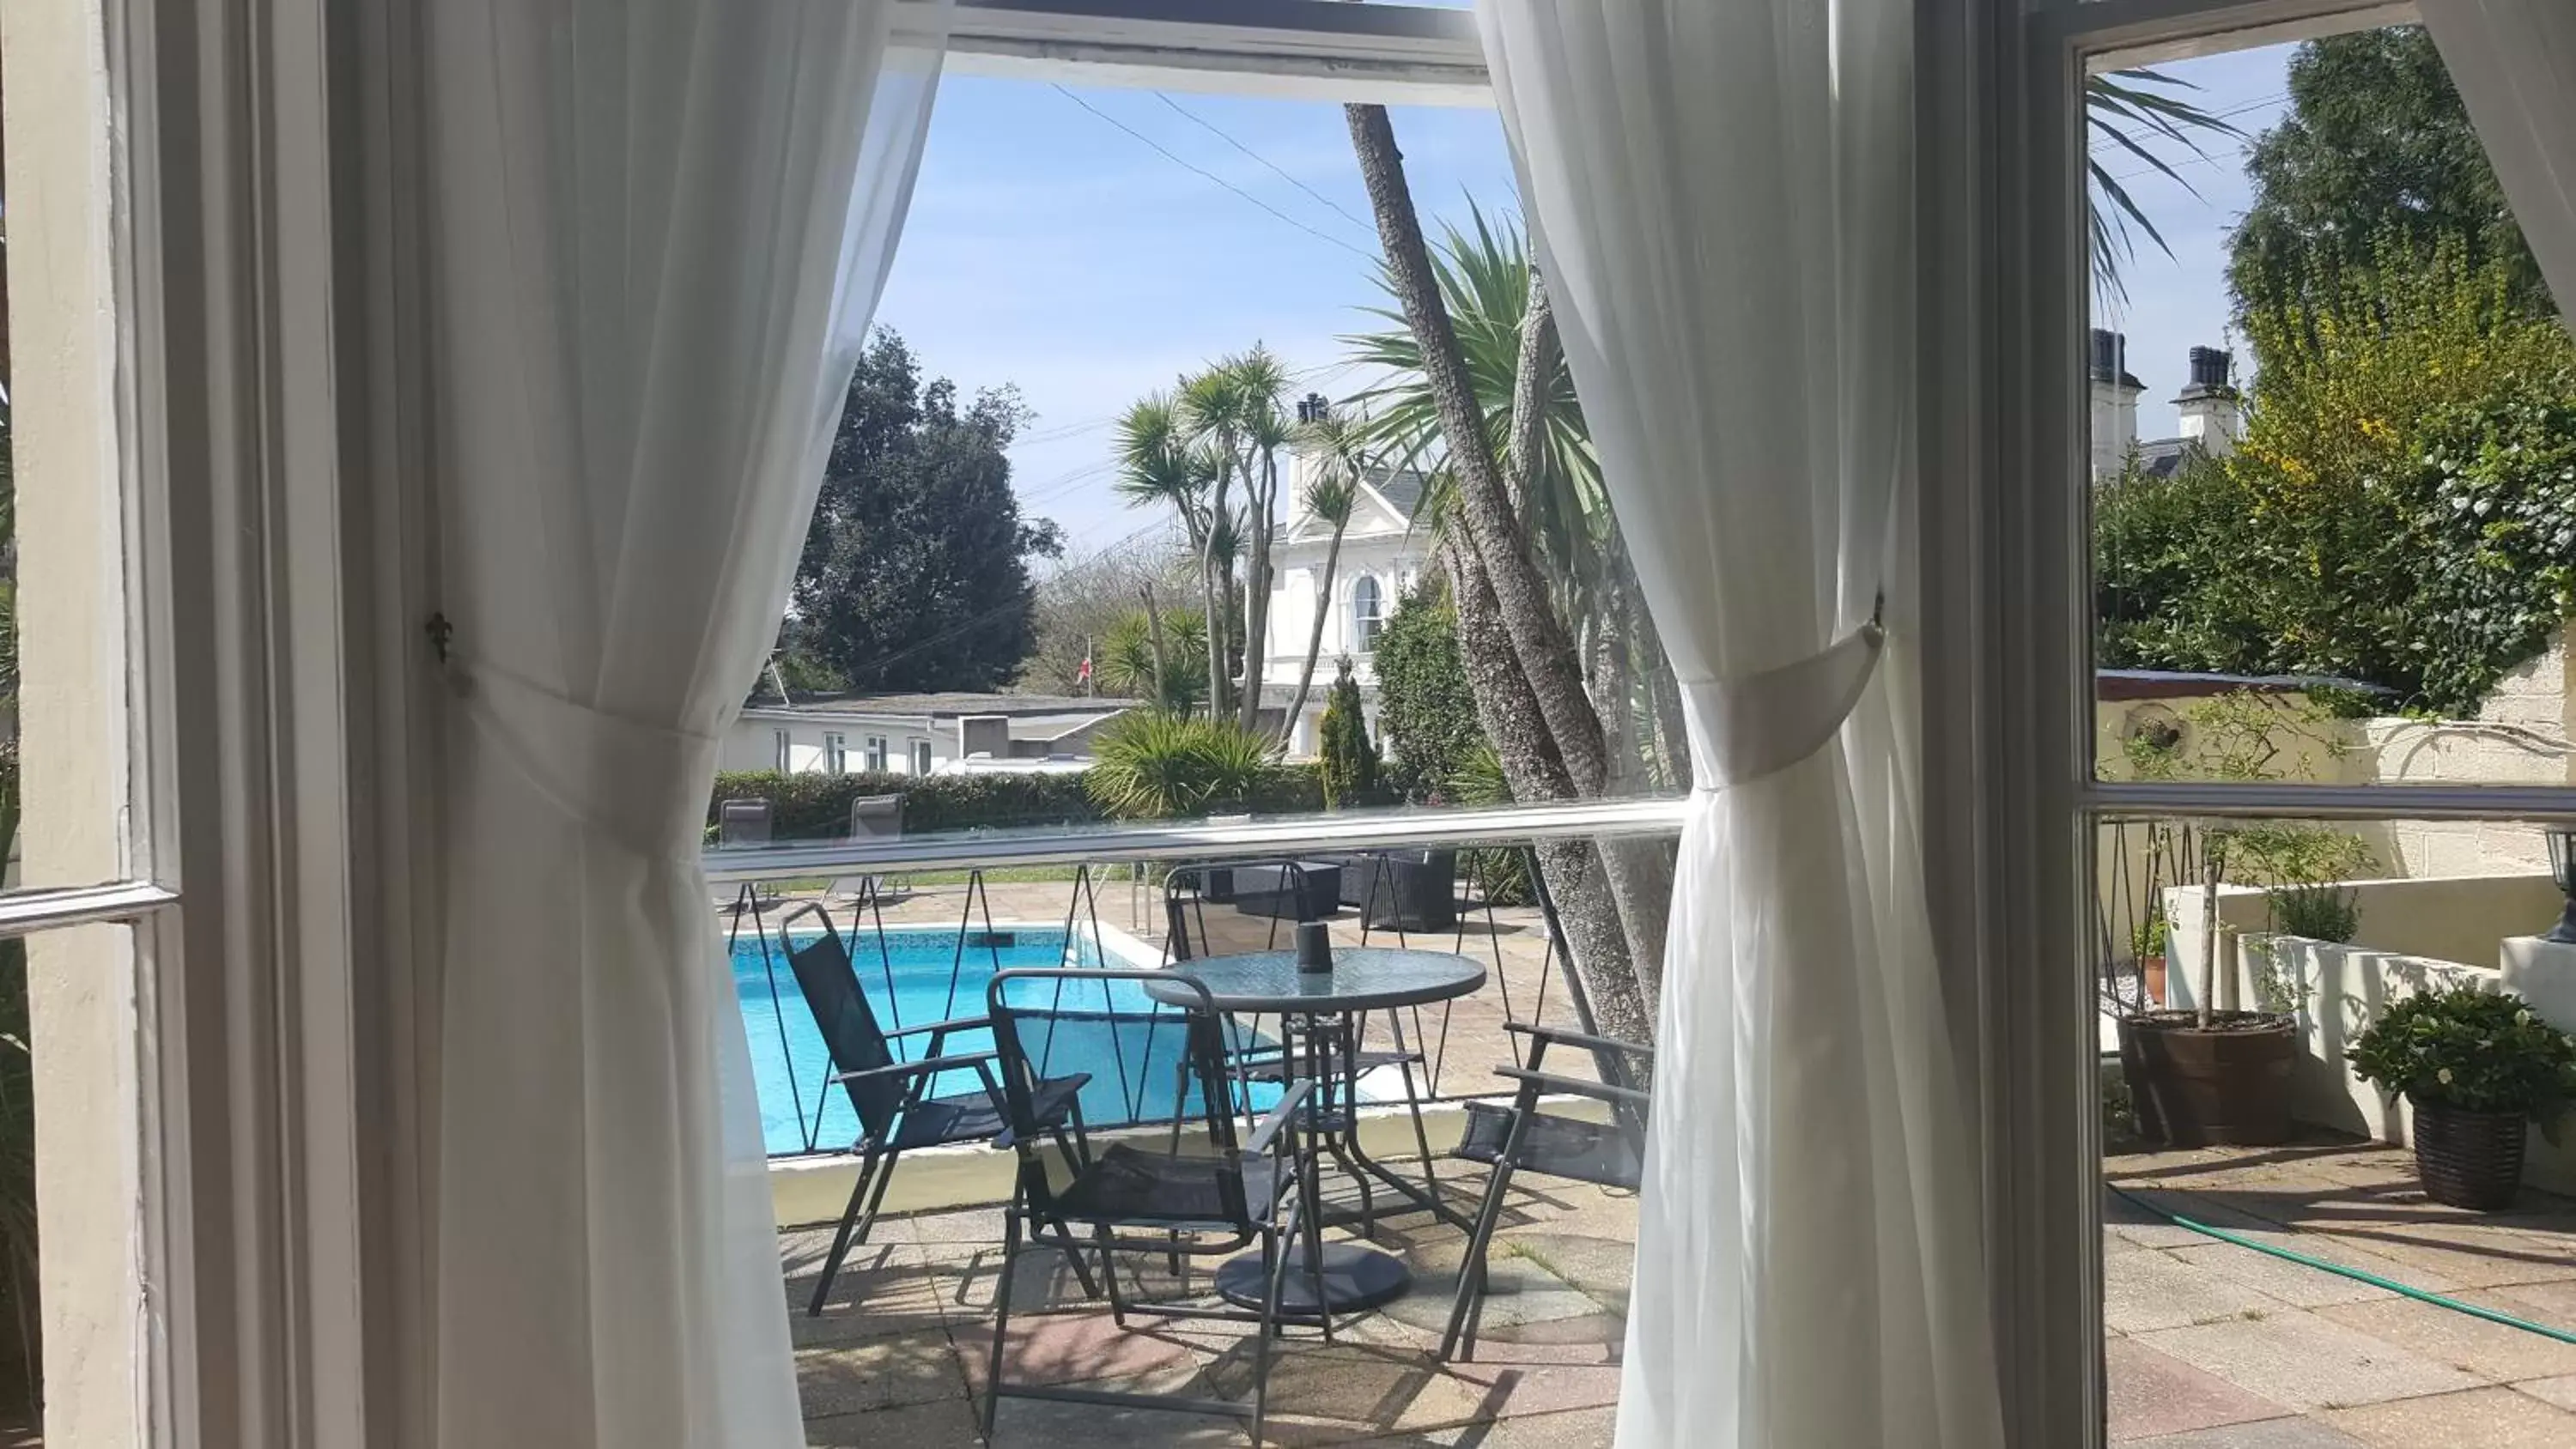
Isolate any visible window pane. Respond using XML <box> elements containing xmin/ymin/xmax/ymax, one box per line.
<box><xmin>726</xmin><ymin>80</ymin><xmax>1682</xmax><ymax>852</ymax></box>
<box><xmin>2085</xmin><ymin>24</ymin><xmax>2576</xmax><ymax>793</ymax></box>
<box><xmin>2091</xmin><ymin>806</ymin><xmax>2576</xmax><ymax>1440</ymax></box>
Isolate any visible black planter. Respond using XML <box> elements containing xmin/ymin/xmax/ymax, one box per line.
<box><xmin>2409</xmin><ymin>1097</ymin><xmax>2527</xmax><ymax>1210</ymax></box>
<box><xmin>2125</xmin><ymin>1011</ymin><xmax>2297</xmax><ymax>1147</ymax></box>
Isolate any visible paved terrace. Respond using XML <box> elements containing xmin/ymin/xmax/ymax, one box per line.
<box><xmin>779</xmin><ymin>1136</ymin><xmax>2576</xmax><ymax>1447</ymax></box>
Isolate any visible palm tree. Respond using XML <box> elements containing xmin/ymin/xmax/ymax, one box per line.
<box><xmin>1273</xmin><ymin>409</ymin><xmax>1369</xmax><ymax>748</ymax></box>
<box><xmin>2089</xmin><ymin>68</ymin><xmax>2242</xmax><ymax>300</ymax></box>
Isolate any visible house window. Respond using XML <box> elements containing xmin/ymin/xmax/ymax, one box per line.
<box><xmin>865</xmin><ymin>737</ymin><xmax>890</xmax><ymax>773</ymax></box>
<box><xmin>910</xmin><ymin>740</ymin><xmax>933</xmax><ymax>775</ymax></box>
<box><xmin>823</xmin><ymin>732</ymin><xmax>848</xmax><ymax>775</ymax></box>
<box><xmin>773</xmin><ymin>729</ymin><xmax>791</xmax><ymax>773</ymax></box>
<box><xmin>1351</xmin><ymin>576</ymin><xmax>1384</xmax><ymax>652</ymax></box>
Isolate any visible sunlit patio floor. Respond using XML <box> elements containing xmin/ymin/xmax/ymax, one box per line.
<box><xmin>2105</xmin><ymin>1134</ymin><xmax>2576</xmax><ymax>1446</ymax></box>
<box><xmin>783</xmin><ymin>1133</ymin><xmax>2576</xmax><ymax>1446</ymax></box>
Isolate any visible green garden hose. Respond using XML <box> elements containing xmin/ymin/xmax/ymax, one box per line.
<box><xmin>2105</xmin><ymin>1181</ymin><xmax>2576</xmax><ymax>1345</ymax></box>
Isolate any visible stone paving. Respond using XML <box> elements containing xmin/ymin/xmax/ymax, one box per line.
<box><xmin>783</xmin><ymin>1131</ymin><xmax>2576</xmax><ymax>1446</ymax></box>
<box><xmin>2105</xmin><ymin>1135</ymin><xmax>2576</xmax><ymax>1447</ymax></box>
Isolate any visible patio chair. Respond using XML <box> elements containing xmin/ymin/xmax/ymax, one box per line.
<box><xmin>1438</xmin><ymin>1022</ymin><xmax>1654</xmax><ymax>1361</ymax></box>
<box><xmin>828</xmin><ymin>793</ymin><xmax>908</xmax><ymax>904</ymax></box>
<box><xmin>1334</xmin><ymin>849</ymin><xmax>1460</xmax><ymax>935</ymax></box>
<box><xmin>781</xmin><ymin>903</ymin><xmax>1096</xmax><ymax>1317</ymax></box>
<box><xmin>717</xmin><ymin>797</ymin><xmax>773</xmax><ymax>847</ymax></box>
<box><xmin>980</xmin><ymin>967</ymin><xmax>1322</xmax><ymax>1443</ymax></box>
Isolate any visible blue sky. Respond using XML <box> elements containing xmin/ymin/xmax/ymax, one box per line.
<box><xmin>872</xmin><ymin>39</ymin><xmax>2296</xmax><ymax>553</ymax></box>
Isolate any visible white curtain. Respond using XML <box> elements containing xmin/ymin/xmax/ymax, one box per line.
<box><xmin>2423</xmin><ymin>3</ymin><xmax>2576</xmax><ymax>329</ymax></box>
<box><xmin>1476</xmin><ymin>4</ymin><xmax>2002</xmax><ymax>1446</ymax></box>
<box><xmin>422</xmin><ymin>3</ymin><xmax>945</xmax><ymax>1445</ymax></box>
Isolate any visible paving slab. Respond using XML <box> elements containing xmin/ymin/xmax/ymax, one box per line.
<box><xmin>2120</xmin><ymin>1420</ymin><xmax>2372</xmax><ymax>1448</ymax></box>
<box><xmin>2136</xmin><ymin>1309</ymin><xmax>2482</xmax><ymax>1410</ymax></box>
<box><xmin>2105</xmin><ymin>1339</ymin><xmax>2292</xmax><ymax>1441</ymax></box>
<box><xmin>2318</xmin><ymin>1296</ymin><xmax>2576</xmax><ymax>1382</ymax></box>
<box><xmin>2512</xmin><ymin>1373</ymin><xmax>2576</xmax><ymax>1412</ymax></box>
<box><xmin>2162</xmin><ymin>1243</ymin><xmax>2395</xmax><ymax>1309</ymax></box>
<box><xmin>2321</xmin><ymin>1385</ymin><xmax>2576</xmax><ymax>1448</ymax></box>
<box><xmin>792</xmin><ymin>1327</ymin><xmax>969</xmax><ymax>1416</ymax></box>
<box><xmin>2471</xmin><ymin>1277</ymin><xmax>2576</xmax><ymax>1335</ymax></box>
<box><xmin>803</xmin><ymin>1394</ymin><xmax>982</xmax><ymax>1447</ymax></box>
<box><xmin>954</xmin><ymin>1307</ymin><xmax>1200</xmax><ymax>1392</ymax></box>
<box><xmin>2105</xmin><ymin>1248</ymin><xmax>2293</xmax><ymax>1334</ymax></box>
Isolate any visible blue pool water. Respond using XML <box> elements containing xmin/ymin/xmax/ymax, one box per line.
<box><xmin>731</xmin><ymin>925</ymin><xmax>1267</xmax><ymax>1155</ymax></box>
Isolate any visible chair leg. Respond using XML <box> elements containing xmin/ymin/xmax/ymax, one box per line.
<box><xmin>1254</xmin><ymin>1222</ymin><xmax>1292</xmax><ymax>1447</ymax></box>
<box><xmin>981</xmin><ymin>1206</ymin><xmax>1023</xmax><ymax>1436</ymax></box>
<box><xmin>806</xmin><ymin>1145</ymin><xmax>884</xmax><ymax>1318</ymax></box>
<box><xmin>1439</xmin><ymin>1155</ymin><xmax>1519</xmax><ymax>1362</ymax></box>
<box><xmin>1297</xmin><ymin>1159</ymin><xmax>1334</xmax><ymax>1347</ymax></box>
<box><xmin>1042</xmin><ymin>1127</ymin><xmax>1103</xmax><ymax>1300</ymax></box>
<box><xmin>1395</xmin><ymin>1057</ymin><xmax>1441</xmax><ymax>1203</ymax></box>
<box><xmin>1093</xmin><ymin>1223</ymin><xmax>1128</xmax><ymax>1328</ymax></box>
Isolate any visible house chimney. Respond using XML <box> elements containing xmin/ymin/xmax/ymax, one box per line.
<box><xmin>2088</xmin><ymin>328</ymin><xmax>2143</xmax><ymax>481</ymax></box>
<box><xmin>1297</xmin><ymin>392</ymin><xmax>1331</xmax><ymax>425</ymax></box>
<box><xmin>2173</xmin><ymin>345</ymin><xmax>2240</xmax><ymax>457</ymax></box>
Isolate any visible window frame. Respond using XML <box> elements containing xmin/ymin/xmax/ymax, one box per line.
<box><xmin>864</xmin><ymin>736</ymin><xmax>890</xmax><ymax>773</ymax></box>
<box><xmin>910</xmin><ymin>738</ymin><xmax>934</xmax><ymax>775</ymax></box>
<box><xmin>823</xmin><ymin>731</ymin><xmax>848</xmax><ymax>775</ymax></box>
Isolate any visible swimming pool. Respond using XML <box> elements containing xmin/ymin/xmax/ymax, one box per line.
<box><xmin>731</xmin><ymin>923</ymin><xmax>1274</xmax><ymax>1156</ymax></box>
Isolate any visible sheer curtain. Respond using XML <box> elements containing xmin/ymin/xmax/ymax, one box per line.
<box><xmin>1475</xmin><ymin>4</ymin><xmax>2002</xmax><ymax>1446</ymax></box>
<box><xmin>2423</xmin><ymin>3</ymin><xmax>2576</xmax><ymax>322</ymax></box>
<box><xmin>421</xmin><ymin>3</ymin><xmax>946</xmax><ymax>1444</ymax></box>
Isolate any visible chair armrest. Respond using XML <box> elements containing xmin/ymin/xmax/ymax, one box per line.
<box><xmin>883</xmin><ymin>1014</ymin><xmax>990</xmax><ymax>1041</ymax></box>
<box><xmin>830</xmin><ymin>1052</ymin><xmax>997</xmax><ymax>1086</ymax></box>
<box><xmin>1492</xmin><ymin>1065</ymin><xmax>1651</xmax><ymax>1108</ymax></box>
<box><xmin>1505</xmin><ymin>1022</ymin><xmax>1655</xmax><ymax>1059</ymax></box>
<box><xmin>1244</xmin><ymin>1080</ymin><xmax>1315</xmax><ymax>1158</ymax></box>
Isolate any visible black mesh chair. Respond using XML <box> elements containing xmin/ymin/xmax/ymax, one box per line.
<box><xmin>1439</xmin><ymin>1022</ymin><xmax>1653</xmax><ymax>1361</ymax></box>
<box><xmin>981</xmin><ymin>967</ymin><xmax>1321</xmax><ymax>1443</ymax></box>
<box><xmin>781</xmin><ymin>904</ymin><xmax>1094</xmax><ymax>1316</ymax></box>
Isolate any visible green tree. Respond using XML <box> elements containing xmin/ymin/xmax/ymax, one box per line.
<box><xmin>1096</xmin><ymin>607</ymin><xmax>1209</xmax><ymax>719</ymax></box>
<box><xmin>1315</xmin><ymin>660</ymin><xmax>1379</xmax><ymax>808</ymax></box>
<box><xmin>783</xmin><ymin>329</ymin><xmax>1063</xmax><ymax>693</ymax></box>
<box><xmin>1084</xmin><ymin>713</ymin><xmax>1277</xmax><ymax>820</ymax></box>
<box><xmin>2096</xmin><ymin>238</ymin><xmax>2576</xmax><ymax>713</ymax></box>
<box><xmin>1371</xmin><ymin>578</ymin><xmax>1485</xmax><ymax>798</ymax></box>
<box><xmin>1272</xmin><ymin>407</ymin><xmax>1369</xmax><ymax>747</ymax></box>
<box><xmin>2228</xmin><ymin>26</ymin><xmax>2547</xmax><ymax>344</ymax></box>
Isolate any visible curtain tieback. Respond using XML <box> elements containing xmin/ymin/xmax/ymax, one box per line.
<box><xmin>442</xmin><ymin>650</ymin><xmax>723</xmax><ymax>864</ymax></box>
<box><xmin>1681</xmin><ymin>615</ymin><xmax>1886</xmax><ymax>791</ymax></box>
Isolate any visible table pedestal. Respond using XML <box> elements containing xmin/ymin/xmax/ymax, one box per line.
<box><xmin>1213</xmin><ymin>1241</ymin><xmax>1412</xmax><ymax>1314</ymax></box>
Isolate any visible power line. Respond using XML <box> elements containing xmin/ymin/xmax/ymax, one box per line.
<box><xmin>1052</xmin><ymin>85</ymin><xmax>1380</xmax><ymax>263</ymax></box>
<box><xmin>1153</xmin><ymin>93</ymin><xmax>1377</xmax><ymax>234</ymax></box>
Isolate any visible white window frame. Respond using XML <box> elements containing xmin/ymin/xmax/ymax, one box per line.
<box><xmin>775</xmin><ymin>728</ymin><xmax>793</xmax><ymax>773</ymax></box>
<box><xmin>910</xmin><ymin>739</ymin><xmax>935</xmax><ymax>776</ymax></box>
<box><xmin>823</xmin><ymin>732</ymin><xmax>848</xmax><ymax>775</ymax></box>
<box><xmin>1995</xmin><ymin>3</ymin><xmax>2576</xmax><ymax>1444</ymax></box>
<box><xmin>73</xmin><ymin>0</ymin><xmax>2340</xmax><ymax>1443</ymax></box>
<box><xmin>864</xmin><ymin>736</ymin><xmax>890</xmax><ymax>773</ymax></box>
<box><xmin>1349</xmin><ymin>573</ymin><xmax>1384</xmax><ymax>654</ymax></box>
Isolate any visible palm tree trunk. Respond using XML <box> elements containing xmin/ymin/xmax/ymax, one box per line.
<box><xmin>1443</xmin><ymin>538</ymin><xmax>1652</xmax><ymax>1042</ymax></box>
<box><xmin>1140</xmin><ymin>583</ymin><xmax>1176</xmax><ymax>715</ymax></box>
<box><xmin>1346</xmin><ymin>105</ymin><xmax>1611</xmax><ymax>797</ymax></box>
<box><xmin>1276</xmin><ymin>524</ymin><xmax>1348</xmax><ymax>753</ymax></box>
<box><xmin>1236</xmin><ymin>454</ymin><xmax>1277</xmax><ymax>734</ymax></box>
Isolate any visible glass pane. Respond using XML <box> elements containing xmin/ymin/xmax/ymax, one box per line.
<box><xmin>722</xmin><ymin>80</ymin><xmax>1681</xmax><ymax>852</ymax></box>
<box><xmin>2092</xmin><ymin>806</ymin><xmax>2576</xmax><ymax>1441</ymax></box>
<box><xmin>2085</xmin><ymin>24</ymin><xmax>2576</xmax><ymax>793</ymax></box>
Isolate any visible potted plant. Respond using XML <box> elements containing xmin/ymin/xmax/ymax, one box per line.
<box><xmin>2130</xmin><ymin>906</ymin><xmax>2169</xmax><ymax>1008</ymax></box>
<box><xmin>2346</xmin><ymin>985</ymin><xmax>2576</xmax><ymax>1210</ymax></box>
<box><xmin>2125</xmin><ymin>836</ymin><xmax>2300</xmax><ymax>1146</ymax></box>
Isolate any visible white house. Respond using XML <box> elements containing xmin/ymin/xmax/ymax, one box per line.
<box><xmin>2089</xmin><ymin>329</ymin><xmax>2244</xmax><ymax>483</ymax></box>
<box><xmin>1255</xmin><ymin>445</ymin><xmax>1431</xmax><ymax>757</ymax></box>
<box><xmin>720</xmin><ymin>691</ymin><xmax>1140</xmax><ymax>777</ymax></box>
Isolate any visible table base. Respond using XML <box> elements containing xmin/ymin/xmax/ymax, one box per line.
<box><xmin>1213</xmin><ymin>1242</ymin><xmax>1412</xmax><ymax>1314</ymax></box>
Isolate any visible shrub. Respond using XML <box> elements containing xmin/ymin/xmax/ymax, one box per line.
<box><xmin>2348</xmin><ymin>985</ymin><xmax>2576</xmax><ymax>1120</ymax></box>
<box><xmin>1373</xmin><ymin>579</ymin><xmax>1485</xmax><ymax>799</ymax></box>
<box><xmin>1084</xmin><ymin>715</ymin><xmax>1278</xmax><ymax>821</ymax></box>
<box><xmin>706</xmin><ymin>769</ymin><xmax>1098</xmax><ymax>840</ymax></box>
<box><xmin>1316</xmin><ymin>661</ymin><xmax>1381</xmax><ymax>808</ymax></box>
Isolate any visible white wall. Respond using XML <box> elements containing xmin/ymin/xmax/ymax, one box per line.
<box><xmin>720</xmin><ymin>718</ymin><xmax>943</xmax><ymax>776</ymax></box>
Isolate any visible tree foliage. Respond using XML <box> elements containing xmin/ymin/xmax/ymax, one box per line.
<box><xmin>1370</xmin><ymin>579</ymin><xmax>1487</xmax><ymax>799</ymax></box>
<box><xmin>783</xmin><ymin>330</ymin><xmax>1062</xmax><ymax>694</ymax></box>
<box><xmin>1315</xmin><ymin>660</ymin><xmax>1379</xmax><ymax>807</ymax></box>
<box><xmin>2228</xmin><ymin>27</ymin><xmax>2547</xmax><ymax>343</ymax></box>
<box><xmin>1084</xmin><ymin>714</ymin><xmax>1287</xmax><ymax>821</ymax></box>
<box><xmin>2097</xmin><ymin>239</ymin><xmax>2576</xmax><ymax>714</ymax></box>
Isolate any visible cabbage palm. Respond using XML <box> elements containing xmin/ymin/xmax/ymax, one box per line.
<box><xmin>1273</xmin><ymin>410</ymin><xmax>1370</xmax><ymax>748</ymax></box>
<box><xmin>2089</xmin><ymin>68</ymin><xmax>2241</xmax><ymax>299</ymax></box>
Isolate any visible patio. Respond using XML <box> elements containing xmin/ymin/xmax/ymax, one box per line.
<box><xmin>779</xmin><ymin>1134</ymin><xmax>2576</xmax><ymax>1446</ymax></box>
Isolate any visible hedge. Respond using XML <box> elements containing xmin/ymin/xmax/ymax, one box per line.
<box><xmin>708</xmin><ymin>761</ymin><xmax>1326</xmax><ymax>840</ymax></box>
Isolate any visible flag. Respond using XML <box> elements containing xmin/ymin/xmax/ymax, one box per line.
<box><xmin>1075</xmin><ymin>655</ymin><xmax>1093</xmax><ymax>685</ymax></box>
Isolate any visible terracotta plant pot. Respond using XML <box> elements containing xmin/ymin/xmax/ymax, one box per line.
<box><xmin>2141</xmin><ymin>954</ymin><xmax>2167</xmax><ymax>1009</ymax></box>
<box><xmin>2409</xmin><ymin>1097</ymin><xmax>2526</xmax><ymax>1210</ymax></box>
<box><xmin>2125</xmin><ymin>1011</ymin><xmax>2297</xmax><ymax>1147</ymax></box>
